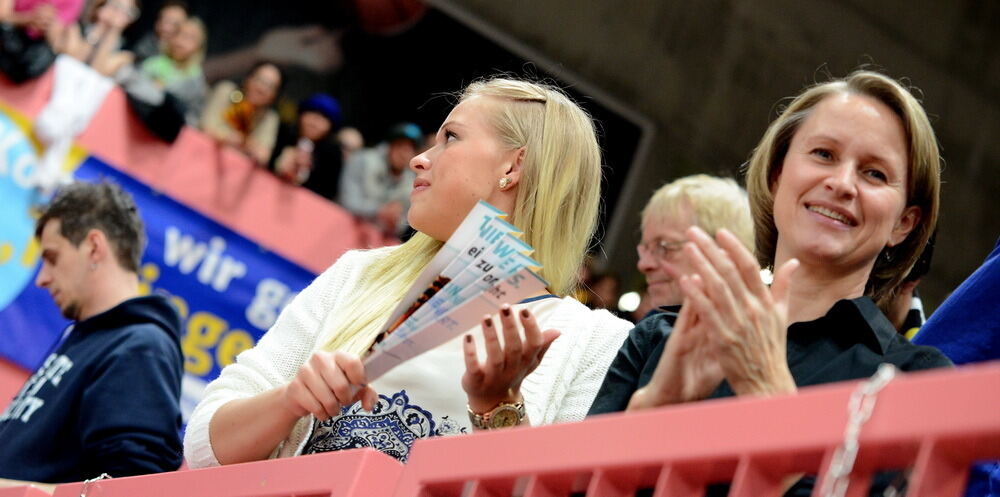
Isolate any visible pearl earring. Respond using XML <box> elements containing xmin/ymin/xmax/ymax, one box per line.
<box><xmin>498</xmin><ymin>177</ymin><xmax>511</xmax><ymax>190</ymax></box>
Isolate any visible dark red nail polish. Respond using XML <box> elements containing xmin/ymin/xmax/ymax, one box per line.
<box><xmin>521</xmin><ymin>309</ymin><xmax>530</xmax><ymax>318</ymax></box>
<box><xmin>465</xmin><ymin>335</ymin><xmax>472</xmax><ymax>343</ymax></box>
<box><xmin>483</xmin><ymin>319</ymin><xmax>492</xmax><ymax>327</ymax></box>
<box><xmin>501</xmin><ymin>306</ymin><xmax>511</xmax><ymax>317</ymax></box>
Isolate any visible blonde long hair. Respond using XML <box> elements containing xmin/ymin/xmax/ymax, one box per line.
<box><xmin>745</xmin><ymin>70</ymin><xmax>941</xmax><ymax>310</ymax></box>
<box><xmin>323</xmin><ymin>78</ymin><xmax>602</xmax><ymax>355</ymax></box>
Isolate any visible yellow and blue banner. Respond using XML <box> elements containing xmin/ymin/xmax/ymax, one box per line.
<box><xmin>0</xmin><ymin>106</ymin><xmax>315</xmax><ymax>419</ymax></box>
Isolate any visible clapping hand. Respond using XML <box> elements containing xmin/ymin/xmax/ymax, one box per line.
<box><xmin>681</xmin><ymin>227</ymin><xmax>799</xmax><ymax>397</ymax></box>
<box><xmin>628</xmin><ymin>299</ymin><xmax>726</xmax><ymax>410</ymax></box>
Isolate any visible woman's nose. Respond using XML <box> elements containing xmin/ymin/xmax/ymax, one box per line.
<box><xmin>825</xmin><ymin>162</ymin><xmax>858</xmax><ymax>198</ymax></box>
<box><xmin>409</xmin><ymin>150</ymin><xmax>430</xmax><ymax>172</ymax></box>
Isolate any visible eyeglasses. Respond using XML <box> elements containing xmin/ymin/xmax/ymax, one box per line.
<box><xmin>636</xmin><ymin>239</ymin><xmax>685</xmax><ymax>260</ymax></box>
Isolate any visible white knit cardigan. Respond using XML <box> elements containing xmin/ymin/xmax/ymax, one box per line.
<box><xmin>184</xmin><ymin>247</ymin><xmax>632</xmax><ymax>467</ymax></box>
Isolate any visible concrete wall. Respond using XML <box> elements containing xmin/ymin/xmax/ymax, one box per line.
<box><xmin>432</xmin><ymin>0</ymin><xmax>1000</xmax><ymax>310</ymax></box>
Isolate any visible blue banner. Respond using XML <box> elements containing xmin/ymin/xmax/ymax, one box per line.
<box><xmin>0</xmin><ymin>109</ymin><xmax>315</xmax><ymax>419</ymax></box>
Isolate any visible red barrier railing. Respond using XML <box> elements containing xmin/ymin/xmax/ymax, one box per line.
<box><xmin>394</xmin><ymin>362</ymin><xmax>1000</xmax><ymax>497</ymax></box>
<box><xmin>0</xmin><ymin>487</ymin><xmax>52</xmax><ymax>497</ymax></box>
<box><xmin>49</xmin><ymin>449</ymin><xmax>402</xmax><ymax>497</ymax></box>
<box><xmin>2</xmin><ymin>363</ymin><xmax>994</xmax><ymax>496</ymax></box>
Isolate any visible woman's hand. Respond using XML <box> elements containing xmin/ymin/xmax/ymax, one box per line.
<box><xmin>281</xmin><ymin>350</ymin><xmax>378</xmax><ymax>421</ymax></box>
<box><xmin>222</xmin><ymin>130</ymin><xmax>246</xmax><ymax>148</ymax></box>
<box><xmin>627</xmin><ymin>298</ymin><xmax>725</xmax><ymax>410</ymax></box>
<box><xmin>92</xmin><ymin>50</ymin><xmax>132</xmax><ymax>77</ymax></box>
<box><xmin>27</xmin><ymin>4</ymin><xmax>56</xmax><ymax>32</ymax></box>
<box><xmin>275</xmin><ymin>146</ymin><xmax>300</xmax><ymax>182</ymax></box>
<box><xmin>682</xmin><ymin>227</ymin><xmax>799</xmax><ymax>397</ymax></box>
<box><xmin>462</xmin><ymin>305</ymin><xmax>560</xmax><ymax>413</ymax></box>
<box><xmin>244</xmin><ymin>139</ymin><xmax>271</xmax><ymax>165</ymax></box>
<box><xmin>55</xmin><ymin>23</ymin><xmax>88</xmax><ymax>60</ymax></box>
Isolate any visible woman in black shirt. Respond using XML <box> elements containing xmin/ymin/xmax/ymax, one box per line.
<box><xmin>591</xmin><ymin>69</ymin><xmax>950</xmax><ymax>414</ymax></box>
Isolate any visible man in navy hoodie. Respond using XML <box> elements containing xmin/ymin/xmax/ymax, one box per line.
<box><xmin>0</xmin><ymin>181</ymin><xmax>183</xmax><ymax>484</ymax></box>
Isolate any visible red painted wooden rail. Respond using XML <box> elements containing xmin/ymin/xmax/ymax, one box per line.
<box><xmin>394</xmin><ymin>362</ymin><xmax>1000</xmax><ymax>497</ymax></box>
<box><xmin>50</xmin><ymin>449</ymin><xmax>402</xmax><ymax>497</ymax></box>
<box><xmin>0</xmin><ymin>487</ymin><xmax>52</xmax><ymax>497</ymax></box>
<box><xmin>0</xmin><ymin>362</ymin><xmax>987</xmax><ymax>497</ymax></box>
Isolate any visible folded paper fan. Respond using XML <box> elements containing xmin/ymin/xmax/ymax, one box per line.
<box><xmin>363</xmin><ymin>200</ymin><xmax>547</xmax><ymax>381</ymax></box>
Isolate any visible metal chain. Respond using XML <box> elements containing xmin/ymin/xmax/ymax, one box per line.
<box><xmin>820</xmin><ymin>363</ymin><xmax>898</xmax><ymax>497</ymax></box>
<box><xmin>79</xmin><ymin>472</ymin><xmax>112</xmax><ymax>497</ymax></box>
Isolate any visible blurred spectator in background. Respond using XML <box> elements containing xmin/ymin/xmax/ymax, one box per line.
<box><xmin>116</xmin><ymin>16</ymin><xmax>205</xmax><ymax>142</ymax></box>
<box><xmin>138</xmin><ymin>16</ymin><xmax>206</xmax><ymax>124</ymax></box>
<box><xmin>585</xmin><ymin>272</ymin><xmax>623</xmax><ymax>314</ymax></box>
<box><xmin>637</xmin><ymin>174</ymin><xmax>753</xmax><ymax>308</ymax></box>
<box><xmin>55</xmin><ymin>0</ymin><xmax>139</xmax><ymax>75</ymax></box>
<box><xmin>0</xmin><ymin>0</ymin><xmax>82</xmax><ymax>82</ymax></box>
<box><xmin>129</xmin><ymin>0</ymin><xmax>187</xmax><ymax>62</ymax></box>
<box><xmin>886</xmin><ymin>231</ymin><xmax>935</xmax><ymax>337</ymax></box>
<box><xmin>201</xmin><ymin>61</ymin><xmax>282</xmax><ymax>164</ymax></box>
<box><xmin>28</xmin><ymin>0</ymin><xmax>138</xmax><ymax>194</ymax></box>
<box><xmin>339</xmin><ymin>122</ymin><xmax>420</xmax><ymax>237</ymax></box>
<box><xmin>336</xmin><ymin>126</ymin><xmax>364</xmax><ymax>161</ymax></box>
<box><xmin>0</xmin><ymin>0</ymin><xmax>80</xmax><ymax>38</ymax></box>
<box><xmin>268</xmin><ymin>93</ymin><xmax>343</xmax><ymax>200</ymax></box>
<box><xmin>576</xmin><ymin>255</ymin><xmax>625</xmax><ymax>316</ymax></box>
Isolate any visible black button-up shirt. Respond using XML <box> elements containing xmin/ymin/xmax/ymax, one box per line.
<box><xmin>588</xmin><ymin>297</ymin><xmax>952</xmax><ymax>496</ymax></box>
<box><xmin>590</xmin><ymin>297</ymin><xmax>951</xmax><ymax>415</ymax></box>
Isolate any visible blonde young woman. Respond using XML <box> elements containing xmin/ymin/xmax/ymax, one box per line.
<box><xmin>589</xmin><ymin>70</ymin><xmax>952</xmax><ymax>494</ymax></box>
<box><xmin>184</xmin><ymin>78</ymin><xmax>633</xmax><ymax>466</ymax></box>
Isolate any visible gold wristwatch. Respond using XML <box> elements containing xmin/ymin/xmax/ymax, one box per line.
<box><xmin>467</xmin><ymin>400</ymin><xmax>526</xmax><ymax>429</ymax></box>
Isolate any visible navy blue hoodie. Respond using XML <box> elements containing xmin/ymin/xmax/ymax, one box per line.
<box><xmin>0</xmin><ymin>295</ymin><xmax>184</xmax><ymax>483</ymax></box>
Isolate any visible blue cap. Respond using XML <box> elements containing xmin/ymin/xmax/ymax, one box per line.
<box><xmin>386</xmin><ymin>122</ymin><xmax>423</xmax><ymax>147</ymax></box>
<box><xmin>299</xmin><ymin>93</ymin><xmax>342</xmax><ymax>128</ymax></box>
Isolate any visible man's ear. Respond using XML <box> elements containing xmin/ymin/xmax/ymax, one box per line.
<box><xmin>888</xmin><ymin>206</ymin><xmax>921</xmax><ymax>247</ymax></box>
<box><xmin>84</xmin><ymin>229</ymin><xmax>110</xmax><ymax>264</ymax></box>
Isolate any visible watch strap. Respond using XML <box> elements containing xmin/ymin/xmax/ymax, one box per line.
<box><xmin>467</xmin><ymin>400</ymin><xmax>525</xmax><ymax>429</ymax></box>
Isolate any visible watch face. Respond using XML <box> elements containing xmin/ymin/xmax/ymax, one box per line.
<box><xmin>488</xmin><ymin>405</ymin><xmax>521</xmax><ymax>428</ymax></box>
